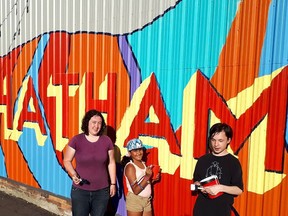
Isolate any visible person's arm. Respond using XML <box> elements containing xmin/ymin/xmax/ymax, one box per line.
<box><xmin>63</xmin><ymin>145</ymin><xmax>81</xmax><ymax>185</ymax></box>
<box><xmin>151</xmin><ymin>172</ymin><xmax>161</xmax><ymax>184</ymax></box>
<box><xmin>108</xmin><ymin>149</ymin><xmax>116</xmax><ymax>197</ymax></box>
<box><xmin>221</xmin><ymin>185</ymin><xmax>243</xmax><ymax>195</ymax></box>
<box><xmin>125</xmin><ymin>164</ymin><xmax>152</xmax><ymax>195</ymax></box>
<box><xmin>204</xmin><ymin>184</ymin><xmax>242</xmax><ymax>196</ymax></box>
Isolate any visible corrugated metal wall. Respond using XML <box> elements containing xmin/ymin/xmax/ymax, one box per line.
<box><xmin>0</xmin><ymin>0</ymin><xmax>287</xmax><ymax>215</ymax></box>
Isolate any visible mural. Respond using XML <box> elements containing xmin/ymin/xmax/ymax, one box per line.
<box><xmin>0</xmin><ymin>0</ymin><xmax>287</xmax><ymax>215</ymax></box>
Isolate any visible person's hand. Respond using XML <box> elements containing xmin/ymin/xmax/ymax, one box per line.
<box><xmin>72</xmin><ymin>174</ymin><xmax>81</xmax><ymax>185</ymax></box>
<box><xmin>204</xmin><ymin>184</ymin><xmax>222</xmax><ymax>196</ymax></box>
<box><xmin>145</xmin><ymin>165</ymin><xmax>153</xmax><ymax>178</ymax></box>
<box><xmin>152</xmin><ymin>172</ymin><xmax>161</xmax><ymax>183</ymax></box>
<box><xmin>193</xmin><ymin>181</ymin><xmax>206</xmax><ymax>193</ymax></box>
<box><xmin>110</xmin><ymin>184</ymin><xmax>116</xmax><ymax>197</ymax></box>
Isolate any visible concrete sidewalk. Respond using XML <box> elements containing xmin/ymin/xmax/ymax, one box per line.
<box><xmin>0</xmin><ymin>190</ymin><xmax>57</xmax><ymax>216</ymax></box>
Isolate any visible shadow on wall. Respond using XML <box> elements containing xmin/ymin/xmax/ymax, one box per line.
<box><xmin>105</xmin><ymin>125</ymin><xmax>126</xmax><ymax>216</ymax></box>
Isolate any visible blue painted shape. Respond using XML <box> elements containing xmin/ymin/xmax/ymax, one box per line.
<box><xmin>128</xmin><ymin>0</ymin><xmax>239</xmax><ymax>129</ymax></box>
<box><xmin>18</xmin><ymin>128</ymin><xmax>71</xmax><ymax>197</ymax></box>
<box><xmin>259</xmin><ymin>0</ymin><xmax>288</xmax><ymax>76</ymax></box>
<box><xmin>0</xmin><ymin>144</ymin><xmax>7</xmax><ymax>177</ymax></box>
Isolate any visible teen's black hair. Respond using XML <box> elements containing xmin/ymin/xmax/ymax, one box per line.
<box><xmin>209</xmin><ymin>123</ymin><xmax>233</xmax><ymax>140</ymax></box>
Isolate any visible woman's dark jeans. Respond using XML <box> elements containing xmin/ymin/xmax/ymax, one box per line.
<box><xmin>71</xmin><ymin>186</ymin><xmax>109</xmax><ymax>216</ymax></box>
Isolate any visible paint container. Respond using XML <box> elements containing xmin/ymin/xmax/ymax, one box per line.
<box><xmin>200</xmin><ymin>175</ymin><xmax>223</xmax><ymax>199</ymax></box>
<box><xmin>152</xmin><ymin>165</ymin><xmax>161</xmax><ymax>180</ymax></box>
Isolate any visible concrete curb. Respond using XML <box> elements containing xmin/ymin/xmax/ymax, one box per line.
<box><xmin>0</xmin><ymin>177</ymin><xmax>71</xmax><ymax>216</ymax></box>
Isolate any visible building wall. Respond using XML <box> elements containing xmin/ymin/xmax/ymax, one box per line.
<box><xmin>0</xmin><ymin>0</ymin><xmax>287</xmax><ymax>215</ymax></box>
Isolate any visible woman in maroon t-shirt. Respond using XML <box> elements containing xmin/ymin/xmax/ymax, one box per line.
<box><xmin>64</xmin><ymin>110</ymin><xmax>116</xmax><ymax>216</ymax></box>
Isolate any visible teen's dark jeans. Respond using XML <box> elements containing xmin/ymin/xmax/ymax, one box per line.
<box><xmin>71</xmin><ymin>186</ymin><xmax>109</xmax><ymax>216</ymax></box>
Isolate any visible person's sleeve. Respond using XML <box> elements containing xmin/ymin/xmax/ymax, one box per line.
<box><xmin>193</xmin><ymin>160</ymin><xmax>201</xmax><ymax>182</ymax></box>
<box><xmin>68</xmin><ymin>135</ymin><xmax>77</xmax><ymax>150</ymax></box>
<box><xmin>107</xmin><ymin>136</ymin><xmax>114</xmax><ymax>150</ymax></box>
<box><xmin>231</xmin><ymin>159</ymin><xmax>244</xmax><ymax>191</ymax></box>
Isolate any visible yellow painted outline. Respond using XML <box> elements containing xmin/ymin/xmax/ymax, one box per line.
<box><xmin>47</xmin><ymin>76</ymin><xmax>69</xmax><ymax>151</ymax></box>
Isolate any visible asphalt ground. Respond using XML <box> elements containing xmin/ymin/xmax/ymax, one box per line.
<box><xmin>0</xmin><ymin>190</ymin><xmax>57</xmax><ymax>216</ymax></box>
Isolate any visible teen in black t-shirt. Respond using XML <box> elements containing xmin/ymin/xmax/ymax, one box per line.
<box><xmin>193</xmin><ymin>123</ymin><xmax>243</xmax><ymax>216</ymax></box>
